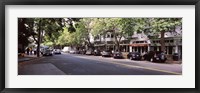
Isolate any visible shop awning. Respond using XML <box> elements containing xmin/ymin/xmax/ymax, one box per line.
<box><xmin>129</xmin><ymin>43</ymin><xmax>149</xmax><ymax>47</ymax></box>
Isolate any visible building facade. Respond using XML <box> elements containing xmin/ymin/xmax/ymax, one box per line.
<box><xmin>92</xmin><ymin>26</ymin><xmax>182</xmax><ymax>59</ymax></box>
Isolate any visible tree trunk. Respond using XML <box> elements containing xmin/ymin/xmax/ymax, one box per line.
<box><xmin>160</xmin><ymin>31</ymin><xmax>165</xmax><ymax>52</ymax></box>
<box><xmin>114</xmin><ymin>37</ymin><xmax>120</xmax><ymax>52</ymax></box>
<box><xmin>116</xmin><ymin>42</ymin><xmax>120</xmax><ymax>52</ymax></box>
<box><xmin>36</xmin><ymin>20</ymin><xmax>41</xmax><ymax>57</ymax></box>
<box><xmin>103</xmin><ymin>34</ymin><xmax>107</xmax><ymax>50</ymax></box>
<box><xmin>22</xmin><ymin>44</ymin><xmax>25</xmax><ymax>53</ymax></box>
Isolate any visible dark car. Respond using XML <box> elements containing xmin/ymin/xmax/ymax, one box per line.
<box><xmin>93</xmin><ymin>49</ymin><xmax>101</xmax><ymax>56</ymax></box>
<box><xmin>113</xmin><ymin>52</ymin><xmax>123</xmax><ymax>59</ymax></box>
<box><xmin>143</xmin><ymin>51</ymin><xmax>155</xmax><ymax>61</ymax></box>
<box><xmin>143</xmin><ymin>51</ymin><xmax>167</xmax><ymax>62</ymax></box>
<box><xmin>74</xmin><ymin>50</ymin><xmax>80</xmax><ymax>54</ymax></box>
<box><xmin>80</xmin><ymin>49</ymin><xmax>86</xmax><ymax>54</ymax></box>
<box><xmin>42</xmin><ymin>49</ymin><xmax>53</xmax><ymax>56</ymax></box>
<box><xmin>173</xmin><ymin>53</ymin><xmax>179</xmax><ymax>61</ymax></box>
<box><xmin>101</xmin><ymin>50</ymin><xmax>112</xmax><ymax>57</ymax></box>
<box><xmin>127</xmin><ymin>52</ymin><xmax>142</xmax><ymax>60</ymax></box>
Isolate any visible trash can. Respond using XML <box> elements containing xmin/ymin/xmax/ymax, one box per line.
<box><xmin>173</xmin><ymin>53</ymin><xmax>179</xmax><ymax>61</ymax></box>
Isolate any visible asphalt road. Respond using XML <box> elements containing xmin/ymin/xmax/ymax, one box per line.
<box><xmin>24</xmin><ymin>53</ymin><xmax>182</xmax><ymax>75</ymax></box>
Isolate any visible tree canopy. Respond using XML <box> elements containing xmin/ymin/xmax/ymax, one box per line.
<box><xmin>18</xmin><ymin>17</ymin><xmax>182</xmax><ymax>56</ymax></box>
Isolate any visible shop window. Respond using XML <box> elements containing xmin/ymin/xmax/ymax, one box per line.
<box><xmin>107</xmin><ymin>34</ymin><xmax>110</xmax><ymax>38</ymax></box>
<box><xmin>165</xmin><ymin>40</ymin><xmax>169</xmax><ymax>43</ymax></box>
<box><xmin>168</xmin><ymin>46</ymin><xmax>173</xmax><ymax>54</ymax></box>
<box><xmin>139</xmin><ymin>41</ymin><xmax>144</xmax><ymax>43</ymax></box>
<box><xmin>111</xmin><ymin>34</ymin><xmax>114</xmax><ymax>38</ymax></box>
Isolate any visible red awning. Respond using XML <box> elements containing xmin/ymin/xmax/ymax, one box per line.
<box><xmin>129</xmin><ymin>44</ymin><xmax>149</xmax><ymax>47</ymax></box>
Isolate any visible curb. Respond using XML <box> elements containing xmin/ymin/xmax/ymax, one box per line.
<box><xmin>165</xmin><ymin>60</ymin><xmax>182</xmax><ymax>64</ymax></box>
<box><xmin>18</xmin><ymin>57</ymin><xmax>43</xmax><ymax>63</ymax></box>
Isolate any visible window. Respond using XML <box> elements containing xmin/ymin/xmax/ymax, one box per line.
<box><xmin>139</xmin><ymin>41</ymin><xmax>144</xmax><ymax>43</ymax></box>
<box><xmin>107</xmin><ymin>34</ymin><xmax>110</xmax><ymax>38</ymax></box>
<box><xmin>95</xmin><ymin>36</ymin><xmax>99</xmax><ymax>39</ymax></box>
<box><xmin>165</xmin><ymin>40</ymin><xmax>170</xmax><ymax>43</ymax></box>
<box><xmin>111</xmin><ymin>34</ymin><xmax>114</xmax><ymax>38</ymax></box>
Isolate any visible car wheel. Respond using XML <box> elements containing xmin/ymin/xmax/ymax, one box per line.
<box><xmin>129</xmin><ymin>57</ymin><xmax>133</xmax><ymax>60</ymax></box>
<box><xmin>150</xmin><ymin>58</ymin><xmax>153</xmax><ymax>62</ymax></box>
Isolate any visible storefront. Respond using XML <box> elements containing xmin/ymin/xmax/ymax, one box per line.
<box><xmin>129</xmin><ymin>43</ymin><xmax>149</xmax><ymax>54</ymax></box>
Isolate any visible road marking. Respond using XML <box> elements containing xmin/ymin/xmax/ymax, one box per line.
<box><xmin>111</xmin><ymin>61</ymin><xmax>181</xmax><ymax>75</ymax></box>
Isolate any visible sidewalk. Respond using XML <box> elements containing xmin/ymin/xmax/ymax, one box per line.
<box><xmin>18</xmin><ymin>54</ymin><xmax>66</xmax><ymax>75</ymax></box>
<box><xmin>18</xmin><ymin>63</ymin><xmax>66</xmax><ymax>75</ymax></box>
<box><xmin>165</xmin><ymin>58</ymin><xmax>182</xmax><ymax>64</ymax></box>
<box><xmin>18</xmin><ymin>54</ymin><xmax>43</xmax><ymax>62</ymax></box>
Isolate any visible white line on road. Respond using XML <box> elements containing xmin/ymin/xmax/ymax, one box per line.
<box><xmin>110</xmin><ymin>61</ymin><xmax>182</xmax><ymax>75</ymax></box>
<box><xmin>63</xmin><ymin>54</ymin><xmax>182</xmax><ymax>75</ymax></box>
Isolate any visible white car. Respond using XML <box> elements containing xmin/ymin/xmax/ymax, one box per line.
<box><xmin>69</xmin><ymin>50</ymin><xmax>76</xmax><ymax>54</ymax></box>
<box><xmin>53</xmin><ymin>49</ymin><xmax>61</xmax><ymax>54</ymax></box>
<box><xmin>85</xmin><ymin>50</ymin><xmax>93</xmax><ymax>55</ymax></box>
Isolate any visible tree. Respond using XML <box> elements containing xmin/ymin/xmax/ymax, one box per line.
<box><xmin>150</xmin><ymin>18</ymin><xmax>182</xmax><ymax>52</ymax></box>
<box><xmin>42</xmin><ymin>18</ymin><xmax>64</xmax><ymax>48</ymax></box>
<box><xmin>18</xmin><ymin>18</ymin><xmax>32</xmax><ymax>53</ymax></box>
<box><xmin>75</xmin><ymin>18</ymin><xmax>95</xmax><ymax>50</ymax></box>
<box><xmin>102</xmin><ymin>18</ymin><xmax>136</xmax><ymax>52</ymax></box>
<box><xmin>91</xmin><ymin>18</ymin><xmax>108</xmax><ymax>49</ymax></box>
<box><xmin>19</xmin><ymin>18</ymin><xmax>66</xmax><ymax>57</ymax></box>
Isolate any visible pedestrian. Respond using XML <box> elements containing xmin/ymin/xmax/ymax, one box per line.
<box><xmin>34</xmin><ymin>48</ymin><xmax>37</xmax><ymax>55</ymax></box>
<box><xmin>26</xmin><ymin>47</ymin><xmax>29</xmax><ymax>55</ymax></box>
<box><xmin>30</xmin><ymin>48</ymin><xmax>32</xmax><ymax>55</ymax></box>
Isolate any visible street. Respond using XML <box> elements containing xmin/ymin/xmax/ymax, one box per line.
<box><xmin>18</xmin><ymin>53</ymin><xmax>182</xmax><ymax>75</ymax></box>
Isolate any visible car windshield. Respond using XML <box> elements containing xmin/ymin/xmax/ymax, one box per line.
<box><xmin>135</xmin><ymin>52</ymin><xmax>140</xmax><ymax>54</ymax></box>
<box><xmin>45</xmin><ymin>50</ymin><xmax>51</xmax><ymax>52</ymax></box>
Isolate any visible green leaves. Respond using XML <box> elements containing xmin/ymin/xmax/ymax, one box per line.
<box><xmin>22</xmin><ymin>18</ymin><xmax>181</xmax><ymax>49</ymax></box>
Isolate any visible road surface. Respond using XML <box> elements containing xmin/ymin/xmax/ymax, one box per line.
<box><xmin>18</xmin><ymin>53</ymin><xmax>182</xmax><ymax>75</ymax></box>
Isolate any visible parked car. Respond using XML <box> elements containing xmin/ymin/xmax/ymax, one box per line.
<box><xmin>42</xmin><ymin>49</ymin><xmax>53</xmax><ymax>56</ymax></box>
<box><xmin>80</xmin><ymin>49</ymin><xmax>86</xmax><ymax>54</ymax></box>
<box><xmin>53</xmin><ymin>49</ymin><xmax>61</xmax><ymax>54</ymax></box>
<box><xmin>113</xmin><ymin>52</ymin><xmax>123</xmax><ymax>59</ymax></box>
<box><xmin>93</xmin><ymin>49</ymin><xmax>101</xmax><ymax>56</ymax></box>
<box><xmin>101</xmin><ymin>50</ymin><xmax>112</xmax><ymax>57</ymax></box>
<box><xmin>85</xmin><ymin>50</ymin><xmax>93</xmax><ymax>55</ymax></box>
<box><xmin>74</xmin><ymin>50</ymin><xmax>80</xmax><ymax>54</ymax></box>
<box><xmin>69</xmin><ymin>50</ymin><xmax>76</xmax><ymax>54</ymax></box>
<box><xmin>143</xmin><ymin>51</ymin><xmax>167</xmax><ymax>62</ymax></box>
<box><xmin>62</xmin><ymin>46</ymin><xmax>71</xmax><ymax>53</ymax></box>
<box><xmin>173</xmin><ymin>53</ymin><xmax>179</xmax><ymax>61</ymax></box>
<box><xmin>127</xmin><ymin>52</ymin><xmax>142</xmax><ymax>60</ymax></box>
